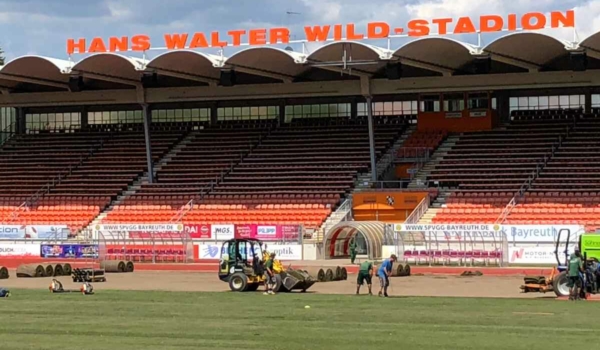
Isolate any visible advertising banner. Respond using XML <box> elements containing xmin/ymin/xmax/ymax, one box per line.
<box><xmin>507</xmin><ymin>245</ymin><xmax>578</xmax><ymax>265</ymax></box>
<box><xmin>395</xmin><ymin>224</ymin><xmax>585</xmax><ymax>243</ymax></box>
<box><xmin>394</xmin><ymin>224</ymin><xmax>502</xmax><ymax>239</ymax></box>
<box><xmin>40</xmin><ymin>244</ymin><xmax>99</xmax><ymax>259</ymax></box>
<box><xmin>503</xmin><ymin>225</ymin><xmax>583</xmax><ymax>243</ymax></box>
<box><xmin>211</xmin><ymin>224</ymin><xmax>235</xmax><ymax>240</ymax></box>
<box><xmin>265</xmin><ymin>244</ymin><xmax>302</xmax><ymax>260</ymax></box>
<box><xmin>183</xmin><ymin>224</ymin><xmax>212</xmax><ymax>239</ymax></box>
<box><xmin>235</xmin><ymin>225</ymin><xmax>301</xmax><ymax>241</ymax></box>
<box><xmin>196</xmin><ymin>242</ymin><xmax>302</xmax><ymax>260</ymax></box>
<box><xmin>0</xmin><ymin>225</ymin><xmax>70</xmax><ymax>240</ymax></box>
<box><xmin>96</xmin><ymin>223</ymin><xmax>183</xmax><ymax>233</ymax></box>
<box><xmin>0</xmin><ymin>243</ymin><xmax>41</xmax><ymax>257</ymax></box>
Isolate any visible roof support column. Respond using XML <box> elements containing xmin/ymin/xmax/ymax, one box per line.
<box><xmin>366</xmin><ymin>96</ymin><xmax>377</xmax><ymax>183</ymax></box>
<box><xmin>16</xmin><ymin>107</ymin><xmax>26</xmax><ymax>135</ymax></box>
<box><xmin>137</xmin><ymin>86</ymin><xmax>154</xmax><ymax>183</ymax></box>
<box><xmin>361</xmin><ymin>76</ymin><xmax>377</xmax><ymax>183</ymax></box>
<box><xmin>141</xmin><ymin>103</ymin><xmax>154</xmax><ymax>183</ymax></box>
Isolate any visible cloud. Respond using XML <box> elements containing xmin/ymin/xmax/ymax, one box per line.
<box><xmin>0</xmin><ymin>0</ymin><xmax>598</xmax><ymax>60</ymax></box>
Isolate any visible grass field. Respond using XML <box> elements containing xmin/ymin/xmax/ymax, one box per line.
<box><xmin>0</xmin><ymin>289</ymin><xmax>598</xmax><ymax>350</ymax></box>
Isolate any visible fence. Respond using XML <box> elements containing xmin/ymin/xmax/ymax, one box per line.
<box><xmin>386</xmin><ymin>224</ymin><xmax>509</xmax><ymax>267</ymax></box>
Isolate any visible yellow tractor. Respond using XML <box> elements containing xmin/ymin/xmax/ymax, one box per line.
<box><xmin>218</xmin><ymin>238</ymin><xmax>316</xmax><ymax>292</ymax></box>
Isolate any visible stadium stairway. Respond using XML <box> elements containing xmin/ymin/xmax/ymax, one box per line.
<box><xmin>83</xmin><ymin>131</ymin><xmax>197</xmax><ymax>232</ymax></box>
<box><xmin>417</xmin><ymin>189</ymin><xmax>453</xmax><ymax>224</ymax></box>
<box><xmin>408</xmin><ymin>135</ymin><xmax>459</xmax><ymax>189</ymax></box>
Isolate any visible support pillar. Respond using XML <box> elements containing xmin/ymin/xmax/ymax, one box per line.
<box><xmin>210</xmin><ymin>104</ymin><xmax>218</xmax><ymax>125</ymax></box>
<box><xmin>366</xmin><ymin>96</ymin><xmax>377</xmax><ymax>182</ymax></box>
<box><xmin>141</xmin><ymin>104</ymin><xmax>154</xmax><ymax>183</ymax></box>
<box><xmin>16</xmin><ymin>107</ymin><xmax>26</xmax><ymax>134</ymax></box>
<box><xmin>80</xmin><ymin>106</ymin><xmax>89</xmax><ymax>127</ymax></box>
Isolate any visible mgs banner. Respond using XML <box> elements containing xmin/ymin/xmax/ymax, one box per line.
<box><xmin>40</xmin><ymin>244</ymin><xmax>99</xmax><ymax>259</ymax></box>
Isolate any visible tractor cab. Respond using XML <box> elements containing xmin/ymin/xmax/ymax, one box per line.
<box><xmin>218</xmin><ymin>238</ymin><xmax>265</xmax><ymax>292</ymax></box>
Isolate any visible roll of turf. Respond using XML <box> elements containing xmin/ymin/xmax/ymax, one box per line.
<box><xmin>126</xmin><ymin>261</ymin><xmax>134</xmax><ymax>273</ymax></box>
<box><xmin>0</xmin><ymin>266</ymin><xmax>9</xmax><ymax>279</ymax></box>
<box><xmin>16</xmin><ymin>264</ymin><xmax>45</xmax><ymax>278</ymax></box>
<box><xmin>63</xmin><ymin>263</ymin><xmax>72</xmax><ymax>276</ymax></box>
<box><xmin>54</xmin><ymin>264</ymin><xmax>64</xmax><ymax>277</ymax></box>
<box><xmin>335</xmin><ymin>266</ymin><xmax>342</xmax><ymax>280</ymax></box>
<box><xmin>100</xmin><ymin>260</ymin><xmax>126</xmax><ymax>273</ymax></box>
<box><xmin>392</xmin><ymin>264</ymin><xmax>404</xmax><ymax>277</ymax></box>
<box><xmin>302</xmin><ymin>267</ymin><xmax>326</xmax><ymax>282</ymax></box>
<box><xmin>42</xmin><ymin>264</ymin><xmax>54</xmax><ymax>277</ymax></box>
<box><xmin>341</xmin><ymin>267</ymin><xmax>348</xmax><ymax>280</ymax></box>
<box><xmin>403</xmin><ymin>264</ymin><xmax>411</xmax><ymax>277</ymax></box>
<box><xmin>325</xmin><ymin>268</ymin><xmax>334</xmax><ymax>282</ymax></box>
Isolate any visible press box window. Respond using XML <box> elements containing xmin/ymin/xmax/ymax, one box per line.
<box><xmin>468</xmin><ymin>93</ymin><xmax>489</xmax><ymax>110</ymax></box>
<box><xmin>420</xmin><ymin>95</ymin><xmax>441</xmax><ymax>112</ymax></box>
<box><xmin>443</xmin><ymin>94</ymin><xmax>465</xmax><ymax>112</ymax></box>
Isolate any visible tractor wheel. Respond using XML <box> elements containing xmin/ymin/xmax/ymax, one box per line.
<box><xmin>229</xmin><ymin>273</ymin><xmax>249</xmax><ymax>292</ymax></box>
<box><xmin>553</xmin><ymin>271</ymin><xmax>570</xmax><ymax>297</ymax></box>
<box><xmin>246</xmin><ymin>283</ymin><xmax>259</xmax><ymax>292</ymax></box>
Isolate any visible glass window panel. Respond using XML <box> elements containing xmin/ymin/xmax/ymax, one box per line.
<box><xmin>40</xmin><ymin>114</ymin><xmax>48</xmax><ymax>123</ymax></box>
<box><xmin>549</xmin><ymin>96</ymin><xmax>559</xmax><ymax>108</ymax></box>
<box><xmin>592</xmin><ymin>94</ymin><xmax>600</xmax><ymax>107</ymax></box>
<box><xmin>167</xmin><ymin>109</ymin><xmax>175</xmax><ymax>119</ymax></box>
<box><xmin>539</xmin><ymin>96</ymin><xmax>549</xmax><ymax>109</ymax></box>
<box><xmin>559</xmin><ymin>95</ymin><xmax>569</xmax><ymax>106</ymax></box>
<box><xmin>357</xmin><ymin>103</ymin><xmax>366</xmax><ymax>115</ymax></box>
<box><xmin>569</xmin><ymin>95</ymin><xmax>579</xmax><ymax>106</ymax></box>
<box><xmin>268</xmin><ymin>106</ymin><xmax>277</xmax><ymax>116</ymax></box>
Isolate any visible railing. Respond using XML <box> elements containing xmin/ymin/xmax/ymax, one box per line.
<box><xmin>168</xmin><ymin>182</ymin><xmax>215</xmax><ymax>223</ymax></box>
<box><xmin>317</xmin><ymin>198</ymin><xmax>353</xmax><ymax>242</ymax></box>
<box><xmin>404</xmin><ymin>196</ymin><xmax>430</xmax><ymax>224</ymax></box>
<box><xmin>371</xmin><ymin>180</ymin><xmax>429</xmax><ymax>189</ymax></box>
<box><xmin>396</xmin><ymin>147</ymin><xmax>431</xmax><ymax>162</ymax></box>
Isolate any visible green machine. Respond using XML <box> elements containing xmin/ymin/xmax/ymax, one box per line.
<box><xmin>580</xmin><ymin>234</ymin><xmax>600</xmax><ymax>262</ymax></box>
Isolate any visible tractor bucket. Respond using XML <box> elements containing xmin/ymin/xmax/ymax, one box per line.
<box><xmin>280</xmin><ymin>268</ymin><xmax>317</xmax><ymax>292</ymax></box>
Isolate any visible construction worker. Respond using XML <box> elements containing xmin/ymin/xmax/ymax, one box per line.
<box><xmin>263</xmin><ymin>252</ymin><xmax>277</xmax><ymax>295</ymax></box>
<box><xmin>568</xmin><ymin>249</ymin><xmax>584</xmax><ymax>300</ymax></box>
<box><xmin>377</xmin><ymin>254</ymin><xmax>397</xmax><ymax>297</ymax></box>
<box><xmin>356</xmin><ymin>260</ymin><xmax>373</xmax><ymax>295</ymax></box>
<box><xmin>349</xmin><ymin>238</ymin><xmax>357</xmax><ymax>264</ymax></box>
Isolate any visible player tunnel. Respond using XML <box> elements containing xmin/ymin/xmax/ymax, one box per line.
<box><xmin>324</xmin><ymin>221</ymin><xmax>385</xmax><ymax>260</ymax></box>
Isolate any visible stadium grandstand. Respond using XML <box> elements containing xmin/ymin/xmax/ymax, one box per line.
<box><xmin>2</xmin><ymin>28</ymin><xmax>600</xmax><ymax>243</ymax></box>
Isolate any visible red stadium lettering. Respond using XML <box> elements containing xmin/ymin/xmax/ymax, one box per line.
<box><xmin>304</xmin><ymin>25</ymin><xmax>331</xmax><ymax>42</ymax></box>
<box><xmin>249</xmin><ymin>29</ymin><xmax>267</xmax><ymax>46</ymax></box>
<box><xmin>407</xmin><ymin>19</ymin><xmax>430</xmax><ymax>36</ymax></box>
<box><xmin>67</xmin><ymin>38</ymin><xmax>86</xmax><ymax>54</ymax></box>
<box><xmin>188</xmin><ymin>33</ymin><xmax>209</xmax><ymax>48</ymax></box>
<box><xmin>453</xmin><ymin>17</ymin><xmax>477</xmax><ymax>34</ymax></box>
<box><xmin>333</xmin><ymin>24</ymin><xmax>343</xmax><ymax>41</ymax></box>
<box><xmin>367</xmin><ymin>22</ymin><xmax>390</xmax><ymax>39</ymax></box>
<box><xmin>432</xmin><ymin>18</ymin><xmax>453</xmax><ymax>35</ymax></box>
<box><xmin>480</xmin><ymin>15</ymin><xmax>504</xmax><ymax>33</ymax></box>
<box><xmin>551</xmin><ymin>10</ymin><xmax>575</xmax><ymax>28</ymax></box>
<box><xmin>269</xmin><ymin>28</ymin><xmax>290</xmax><ymax>44</ymax></box>
<box><xmin>507</xmin><ymin>14</ymin><xmax>518</xmax><ymax>31</ymax></box>
<box><xmin>522</xmin><ymin>12</ymin><xmax>546</xmax><ymax>30</ymax></box>
<box><xmin>109</xmin><ymin>36</ymin><xmax>128</xmax><ymax>52</ymax></box>
<box><xmin>131</xmin><ymin>35</ymin><xmax>151</xmax><ymax>51</ymax></box>
<box><xmin>346</xmin><ymin>24</ymin><xmax>364</xmax><ymax>40</ymax></box>
<box><xmin>228</xmin><ymin>30</ymin><xmax>246</xmax><ymax>46</ymax></box>
<box><xmin>88</xmin><ymin>37</ymin><xmax>107</xmax><ymax>53</ymax></box>
<box><xmin>210</xmin><ymin>31</ymin><xmax>228</xmax><ymax>47</ymax></box>
<box><xmin>164</xmin><ymin>33</ymin><xmax>189</xmax><ymax>50</ymax></box>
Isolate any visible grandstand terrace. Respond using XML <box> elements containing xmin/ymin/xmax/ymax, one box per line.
<box><xmin>3</xmin><ymin>31</ymin><xmax>600</xmax><ymax>236</ymax></box>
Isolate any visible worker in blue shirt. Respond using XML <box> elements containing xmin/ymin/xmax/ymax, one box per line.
<box><xmin>377</xmin><ymin>254</ymin><xmax>397</xmax><ymax>297</ymax></box>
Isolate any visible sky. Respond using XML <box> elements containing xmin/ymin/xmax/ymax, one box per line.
<box><xmin>0</xmin><ymin>0</ymin><xmax>599</xmax><ymax>61</ymax></box>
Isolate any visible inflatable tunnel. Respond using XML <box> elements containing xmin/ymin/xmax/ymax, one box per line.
<box><xmin>324</xmin><ymin>221</ymin><xmax>385</xmax><ymax>260</ymax></box>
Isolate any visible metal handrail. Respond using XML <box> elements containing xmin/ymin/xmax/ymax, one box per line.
<box><xmin>404</xmin><ymin>197</ymin><xmax>429</xmax><ymax>224</ymax></box>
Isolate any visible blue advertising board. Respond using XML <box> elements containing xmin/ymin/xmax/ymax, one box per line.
<box><xmin>40</xmin><ymin>244</ymin><xmax>98</xmax><ymax>259</ymax></box>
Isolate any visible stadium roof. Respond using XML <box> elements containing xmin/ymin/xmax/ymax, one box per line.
<box><xmin>2</xmin><ymin>32</ymin><xmax>600</xmax><ymax>107</ymax></box>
